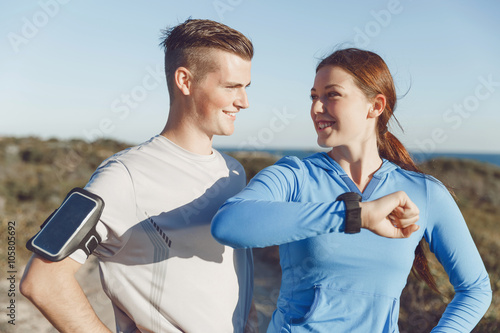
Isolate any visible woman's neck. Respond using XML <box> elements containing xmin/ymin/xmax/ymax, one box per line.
<box><xmin>328</xmin><ymin>141</ymin><xmax>382</xmax><ymax>193</ymax></box>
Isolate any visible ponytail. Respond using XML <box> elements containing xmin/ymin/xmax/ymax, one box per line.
<box><xmin>379</xmin><ymin>130</ymin><xmax>440</xmax><ymax>294</ymax></box>
<box><xmin>378</xmin><ymin>131</ymin><xmax>417</xmax><ymax>172</ymax></box>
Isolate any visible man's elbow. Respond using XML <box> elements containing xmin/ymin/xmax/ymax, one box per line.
<box><xmin>20</xmin><ymin>271</ymin><xmax>44</xmax><ymax>303</ymax></box>
<box><xmin>20</xmin><ymin>255</ymin><xmax>71</xmax><ymax>305</ymax></box>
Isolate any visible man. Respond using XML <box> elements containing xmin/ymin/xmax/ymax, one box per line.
<box><xmin>21</xmin><ymin>18</ymin><xmax>256</xmax><ymax>332</ymax></box>
<box><xmin>21</xmin><ymin>18</ymin><xmax>420</xmax><ymax>333</ymax></box>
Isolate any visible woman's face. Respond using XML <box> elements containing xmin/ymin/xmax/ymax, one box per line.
<box><xmin>310</xmin><ymin>66</ymin><xmax>376</xmax><ymax>149</ymax></box>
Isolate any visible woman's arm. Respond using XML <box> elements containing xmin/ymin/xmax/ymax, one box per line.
<box><xmin>211</xmin><ymin>159</ymin><xmax>346</xmax><ymax>248</ymax></box>
<box><xmin>212</xmin><ymin>157</ymin><xmax>420</xmax><ymax>248</ymax></box>
<box><xmin>425</xmin><ymin>180</ymin><xmax>492</xmax><ymax>332</ymax></box>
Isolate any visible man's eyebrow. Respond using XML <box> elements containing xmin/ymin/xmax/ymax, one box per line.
<box><xmin>225</xmin><ymin>81</ymin><xmax>251</xmax><ymax>87</ymax></box>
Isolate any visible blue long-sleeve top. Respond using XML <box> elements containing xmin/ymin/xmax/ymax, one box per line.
<box><xmin>212</xmin><ymin>153</ymin><xmax>492</xmax><ymax>332</ymax></box>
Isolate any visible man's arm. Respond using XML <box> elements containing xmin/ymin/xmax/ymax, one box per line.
<box><xmin>20</xmin><ymin>254</ymin><xmax>112</xmax><ymax>333</ymax></box>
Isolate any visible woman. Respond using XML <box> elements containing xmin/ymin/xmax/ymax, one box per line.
<box><xmin>212</xmin><ymin>48</ymin><xmax>492</xmax><ymax>332</ymax></box>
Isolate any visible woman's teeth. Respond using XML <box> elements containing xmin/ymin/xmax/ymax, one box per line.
<box><xmin>318</xmin><ymin>122</ymin><xmax>334</xmax><ymax>129</ymax></box>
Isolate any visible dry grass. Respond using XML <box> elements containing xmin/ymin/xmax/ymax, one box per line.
<box><xmin>1</xmin><ymin>138</ymin><xmax>498</xmax><ymax>331</ymax></box>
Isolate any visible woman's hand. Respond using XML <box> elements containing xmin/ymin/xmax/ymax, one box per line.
<box><xmin>359</xmin><ymin>191</ymin><xmax>420</xmax><ymax>238</ymax></box>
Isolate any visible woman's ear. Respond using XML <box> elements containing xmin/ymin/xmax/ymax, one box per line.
<box><xmin>174</xmin><ymin>67</ymin><xmax>193</xmax><ymax>96</ymax></box>
<box><xmin>368</xmin><ymin>94</ymin><xmax>386</xmax><ymax>118</ymax></box>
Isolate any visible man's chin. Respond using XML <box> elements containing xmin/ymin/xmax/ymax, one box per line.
<box><xmin>220</xmin><ymin>127</ymin><xmax>235</xmax><ymax>136</ymax></box>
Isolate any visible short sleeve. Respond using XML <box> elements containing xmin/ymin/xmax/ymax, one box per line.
<box><xmin>69</xmin><ymin>159</ymin><xmax>137</xmax><ymax>263</ymax></box>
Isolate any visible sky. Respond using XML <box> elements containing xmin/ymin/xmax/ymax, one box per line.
<box><xmin>1</xmin><ymin>0</ymin><xmax>499</xmax><ymax>153</ymax></box>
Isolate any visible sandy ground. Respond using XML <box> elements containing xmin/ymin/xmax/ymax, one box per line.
<box><xmin>2</xmin><ymin>253</ymin><xmax>280</xmax><ymax>333</ymax></box>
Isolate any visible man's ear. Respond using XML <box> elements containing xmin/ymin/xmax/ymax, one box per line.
<box><xmin>174</xmin><ymin>67</ymin><xmax>193</xmax><ymax>96</ymax></box>
<box><xmin>368</xmin><ymin>94</ymin><xmax>386</xmax><ymax>118</ymax></box>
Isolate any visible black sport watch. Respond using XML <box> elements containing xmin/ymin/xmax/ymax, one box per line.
<box><xmin>336</xmin><ymin>192</ymin><xmax>362</xmax><ymax>234</ymax></box>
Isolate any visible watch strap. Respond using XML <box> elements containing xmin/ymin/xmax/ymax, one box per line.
<box><xmin>337</xmin><ymin>192</ymin><xmax>362</xmax><ymax>234</ymax></box>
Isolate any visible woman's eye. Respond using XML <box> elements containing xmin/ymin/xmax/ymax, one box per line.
<box><xmin>310</xmin><ymin>95</ymin><xmax>318</xmax><ymax>101</ymax></box>
<box><xmin>328</xmin><ymin>91</ymin><xmax>339</xmax><ymax>98</ymax></box>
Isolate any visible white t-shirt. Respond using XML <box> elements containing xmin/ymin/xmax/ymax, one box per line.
<box><xmin>72</xmin><ymin>135</ymin><xmax>253</xmax><ymax>333</ymax></box>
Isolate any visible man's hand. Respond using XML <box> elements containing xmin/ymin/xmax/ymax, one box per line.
<box><xmin>359</xmin><ymin>191</ymin><xmax>420</xmax><ymax>238</ymax></box>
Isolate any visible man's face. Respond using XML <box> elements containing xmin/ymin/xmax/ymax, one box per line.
<box><xmin>189</xmin><ymin>50</ymin><xmax>251</xmax><ymax>138</ymax></box>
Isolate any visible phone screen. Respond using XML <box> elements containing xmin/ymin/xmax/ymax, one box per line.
<box><xmin>32</xmin><ymin>192</ymin><xmax>98</xmax><ymax>256</ymax></box>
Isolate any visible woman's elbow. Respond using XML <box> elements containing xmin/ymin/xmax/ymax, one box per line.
<box><xmin>211</xmin><ymin>211</ymin><xmax>232</xmax><ymax>245</ymax></box>
<box><xmin>483</xmin><ymin>278</ymin><xmax>493</xmax><ymax>307</ymax></box>
<box><xmin>211</xmin><ymin>207</ymin><xmax>250</xmax><ymax>248</ymax></box>
<box><xmin>212</xmin><ymin>199</ymin><xmax>256</xmax><ymax>248</ymax></box>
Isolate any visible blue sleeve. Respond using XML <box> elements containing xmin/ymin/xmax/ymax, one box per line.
<box><xmin>424</xmin><ymin>179</ymin><xmax>492</xmax><ymax>332</ymax></box>
<box><xmin>211</xmin><ymin>156</ymin><xmax>347</xmax><ymax>248</ymax></box>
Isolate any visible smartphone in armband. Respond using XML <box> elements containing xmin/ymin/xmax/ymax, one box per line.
<box><xmin>26</xmin><ymin>187</ymin><xmax>105</xmax><ymax>262</ymax></box>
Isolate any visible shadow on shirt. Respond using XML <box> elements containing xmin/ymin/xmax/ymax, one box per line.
<box><xmin>100</xmin><ymin>175</ymin><xmax>242</xmax><ymax>265</ymax></box>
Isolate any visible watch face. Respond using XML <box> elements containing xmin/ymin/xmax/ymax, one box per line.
<box><xmin>31</xmin><ymin>192</ymin><xmax>98</xmax><ymax>256</ymax></box>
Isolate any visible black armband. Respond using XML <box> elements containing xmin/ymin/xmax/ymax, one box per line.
<box><xmin>26</xmin><ymin>188</ymin><xmax>104</xmax><ymax>261</ymax></box>
<box><xmin>337</xmin><ymin>192</ymin><xmax>362</xmax><ymax>234</ymax></box>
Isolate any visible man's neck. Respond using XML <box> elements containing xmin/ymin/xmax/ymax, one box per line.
<box><xmin>160</xmin><ymin>120</ymin><xmax>213</xmax><ymax>156</ymax></box>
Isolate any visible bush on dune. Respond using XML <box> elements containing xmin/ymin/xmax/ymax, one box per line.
<box><xmin>1</xmin><ymin>137</ymin><xmax>497</xmax><ymax>331</ymax></box>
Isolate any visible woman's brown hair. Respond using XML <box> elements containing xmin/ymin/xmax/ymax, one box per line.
<box><xmin>317</xmin><ymin>48</ymin><xmax>439</xmax><ymax>293</ymax></box>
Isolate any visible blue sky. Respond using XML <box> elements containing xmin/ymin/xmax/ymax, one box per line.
<box><xmin>1</xmin><ymin>0</ymin><xmax>499</xmax><ymax>153</ymax></box>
